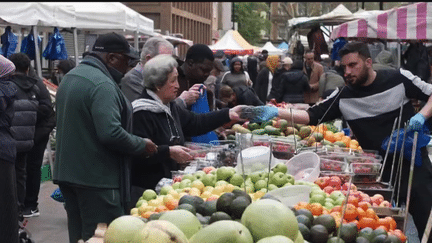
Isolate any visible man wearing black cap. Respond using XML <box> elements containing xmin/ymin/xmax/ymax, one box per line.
<box><xmin>53</xmin><ymin>32</ymin><xmax>158</xmax><ymax>243</ymax></box>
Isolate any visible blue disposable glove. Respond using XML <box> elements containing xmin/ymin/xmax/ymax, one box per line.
<box><xmin>408</xmin><ymin>113</ymin><xmax>426</xmax><ymax>131</ymax></box>
<box><xmin>250</xmin><ymin>106</ymin><xmax>279</xmax><ymax>123</ymax></box>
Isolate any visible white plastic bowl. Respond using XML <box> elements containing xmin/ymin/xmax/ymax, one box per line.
<box><xmin>266</xmin><ymin>185</ymin><xmax>311</xmax><ymax>207</ymax></box>
<box><xmin>235</xmin><ymin>146</ymin><xmax>276</xmax><ymax>175</ymax></box>
<box><xmin>285</xmin><ymin>152</ymin><xmax>320</xmax><ymax>182</ymax></box>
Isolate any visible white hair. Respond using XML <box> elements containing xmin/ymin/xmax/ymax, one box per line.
<box><xmin>143</xmin><ymin>54</ymin><xmax>178</xmax><ymax>91</ymax></box>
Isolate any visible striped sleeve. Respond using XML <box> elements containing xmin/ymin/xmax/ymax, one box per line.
<box><xmin>399</xmin><ymin>68</ymin><xmax>432</xmax><ymax>100</ymax></box>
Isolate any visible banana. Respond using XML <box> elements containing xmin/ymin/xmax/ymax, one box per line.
<box><xmin>132</xmin><ymin>220</ymin><xmax>189</xmax><ymax>243</ymax></box>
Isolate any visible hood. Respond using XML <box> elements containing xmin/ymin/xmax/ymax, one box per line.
<box><xmin>229</xmin><ymin>57</ymin><xmax>244</xmax><ymax>73</ymax></box>
<box><xmin>10</xmin><ymin>73</ymin><xmax>37</xmax><ymax>91</ymax></box>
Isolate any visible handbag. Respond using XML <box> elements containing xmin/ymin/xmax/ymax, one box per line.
<box><xmin>20</xmin><ymin>27</ymin><xmax>42</xmax><ymax>60</ymax></box>
<box><xmin>190</xmin><ymin>86</ymin><xmax>219</xmax><ymax>144</ymax></box>
<box><xmin>43</xmin><ymin>27</ymin><xmax>68</xmax><ymax>60</ymax></box>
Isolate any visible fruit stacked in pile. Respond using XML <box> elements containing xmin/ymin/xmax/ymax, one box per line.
<box><xmin>229</xmin><ymin>118</ymin><xmax>362</xmax><ymax>150</ymax></box>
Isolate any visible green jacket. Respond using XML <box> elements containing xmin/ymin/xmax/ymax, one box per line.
<box><xmin>53</xmin><ymin>55</ymin><xmax>148</xmax><ymax>189</ymax></box>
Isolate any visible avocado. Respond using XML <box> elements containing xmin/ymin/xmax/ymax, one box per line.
<box><xmin>371</xmin><ymin>234</ymin><xmax>387</xmax><ymax>243</ymax></box>
<box><xmin>261</xmin><ymin>120</ymin><xmax>273</xmax><ymax>129</ymax></box>
<box><xmin>208</xmin><ymin>211</ymin><xmax>232</xmax><ymax>224</ymax></box>
<box><xmin>296</xmin><ymin>214</ymin><xmax>312</xmax><ymax>228</ymax></box>
<box><xmin>383</xmin><ymin>235</ymin><xmax>401</xmax><ymax>243</ymax></box>
<box><xmin>229</xmin><ymin>196</ymin><xmax>251</xmax><ymax>219</ymax></box>
<box><xmin>216</xmin><ymin>192</ymin><xmax>236</xmax><ymax>215</ymax></box>
<box><xmin>358</xmin><ymin>227</ymin><xmax>374</xmax><ymax>241</ymax></box>
<box><xmin>313</xmin><ymin>214</ymin><xmax>336</xmax><ymax>234</ymax></box>
<box><xmin>248</xmin><ymin>122</ymin><xmax>261</xmax><ymax>131</ymax></box>
<box><xmin>148</xmin><ymin>212</ymin><xmax>164</xmax><ymax>221</ymax></box>
<box><xmin>231</xmin><ymin>189</ymin><xmax>252</xmax><ymax>203</ymax></box>
<box><xmin>327</xmin><ymin>237</ymin><xmax>345</xmax><ymax>243</ymax></box>
<box><xmin>372</xmin><ymin>228</ymin><xmax>388</xmax><ymax>239</ymax></box>
<box><xmin>295</xmin><ymin>208</ymin><xmax>314</xmax><ymax>224</ymax></box>
<box><xmin>339</xmin><ymin>223</ymin><xmax>358</xmax><ymax>243</ymax></box>
<box><xmin>178</xmin><ymin>194</ymin><xmax>196</xmax><ymax>206</ymax></box>
<box><xmin>310</xmin><ymin>224</ymin><xmax>329</xmax><ymax>243</ymax></box>
<box><xmin>252</xmin><ymin>128</ymin><xmax>266</xmax><ymax>135</ymax></box>
<box><xmin>298</xmin><ymin>223</ymin><xmax>311</xmax><ymax>241</ymax></box>
<box><xmin>199</xmin><ymin>200</ymin><xmax>217</xmax><ymax>217</ymax></box>
<box><xmin>264</xmin><ymin>125</ymin><xmax>281</xmax><ymax>136</ymax></box>
<box><xmin>176</xmin><ymin>203</ymin><xmax>197</xmax><ymax>215</ymax></box>
<box><xmin>195</xmin><ymin>212</ymin><xmax>210</xmax><ymax>225</ymax></box>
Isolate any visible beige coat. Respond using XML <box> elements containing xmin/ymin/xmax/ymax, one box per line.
<box><xmin>303</xmin><ymin>61</ymin><xmax>324</xmax><ymax>104</ymax></box>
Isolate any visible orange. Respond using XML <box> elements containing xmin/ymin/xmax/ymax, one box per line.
<box><xmin>322</xmin><ymin>208</ymin><xmax>330</xmax><ymax>215</ymax></box>
<box><xmin>295</xmin><ymin>201</ymin><xmax>309</xmax><ymax>210</ymax></box>
<box><xmin>349</xmin><ymin>144</ymin><xmax>359</xmax><ymax>149</ymax></box>
<box><xmin>358</xmin><ymin>217</ymin><xmax>376</xmax><ymax>229</ymax></box>
<box><xmin>155</xmin><ymin>205</ymin><xmax>168</xmax><ymax>212</ymax></box>
<box><xmin>142</xmin><ymin>211</ymin><xmax>156</xmax><ymax>219</ymax></box>
<box><xmin>331</xmin><ymin>205</ymin><xmax>342</xmax><ymax>214</ymax></box>
<box><xmin>347</xmin><ymin>196</ymin><xmax>359</xmax><ymax>207</ymax></box>
<box><xmin>343</xmin><ymin>203</ymin><xmax>358</xmax><ymax>221</ymax></box>
<box><xmin>334</xmin><ymin>132</ymin><xmax>345</xmax><ymax>141</ymax></box>
<box><xmin>350</xmin><ymin>139</ymin><xmax>359</xmax><ymax>147</ymax></box>
<box><xmin>384</xmin><ymin>216</ymin><xmax>397</xmax><ymax>231</ymax></box>
<box><xmin>307</xmin><ymin>202</ymin><xmax>324</xmax><ymax>216</ymax></box>
<box><xmin>391</xmin><ymin>229</ymin><xmax>407</xmax><ymax>243</ymax></box>
<box><xmin>341</xmin><ymin>136</ymin><xmax>351</xmax><ymax>147</ymax></box>
<box><xmin>365</xmin><ymin>208</ymin><xmax>379</xmax><ymax>220</ymax></box>
<box><xmin>356</xmin><ymin>207</ymin><xmax>366</xmax><ymax>220</ymax></box>
<box><xmin>324</xmin><ymin>131</ymin><xmax>336</xmax><ymax>143</ymax></box>
<box><xmin>165</xmin><ymin>199</ymin><xmax>179</xmax><ymax>210</ymax></box>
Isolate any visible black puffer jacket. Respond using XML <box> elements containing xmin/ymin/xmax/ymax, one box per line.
<box><xmin>272</xmin><ymin>61</ymin><xmax>310</xmax><ymax>103</ymax></box>
<box><xmin>0</xmin><ymin>79</ymin><xmax>17</xmax><ymax>163</ymax></box>
<box><xmin>9</xmin><ymin>74</ymin><xmax>40</xmax><ymax>152</ymax></box>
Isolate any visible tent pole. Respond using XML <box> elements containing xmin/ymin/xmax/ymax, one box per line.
<box><xmin>134</xmin><ymin>31</ymin><xmax>139</xmax><ymax>50</ymax></box>
<box><xmin>397</xmin><ymin>41</ymin><xmax>401</xmax><ymax>69</ymax></box>
<box><xmin>73</xmin><ymin>28</ymin><xmax>79</xmax><ymax>66</ymax></box>
<box><xmin>33</xmin><ymin>26</ymin><xmax>42</xmax><ymax>79</ymax></box>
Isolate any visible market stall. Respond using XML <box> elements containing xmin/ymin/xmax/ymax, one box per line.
<box><xmin>0</xmin><ymin>2</ymin><xmax>154</xmax><ymax>78</ymax></box>
<box><xmin>209</xmin><ymin>29</ymin><xmax>261</xmax><ymax>55</ymax></box>
<box><xmin>260</xmin><ymin>41</ymin><xmax>284</xmax><ymax>56</ymax></box>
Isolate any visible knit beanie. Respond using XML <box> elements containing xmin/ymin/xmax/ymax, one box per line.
<box><xmin>0</xmin><ymin>54</ymin><xmax>15</xmax><ymax>78</ymax></box>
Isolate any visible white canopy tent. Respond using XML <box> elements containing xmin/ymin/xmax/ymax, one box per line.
<box><xmin>261</xmin><ymin>41</ymin><xmax>283</xmax><ymax>56</ymax></box>
<box><xmin>0</xmin><ymin>2</ymin><xmax>154</xmax><ymax>78</ymax></box>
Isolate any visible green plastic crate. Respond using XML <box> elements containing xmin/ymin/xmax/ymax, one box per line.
<box><xmin>41</xmin><ymin>164</ymin><xmax>52</xmax><ymax>182</ymax></box>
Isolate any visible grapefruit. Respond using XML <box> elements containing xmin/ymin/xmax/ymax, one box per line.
<box><xmin>103</xmin><ymin>215</ymin><xmax>145</xmax><ymax>243</ymax></box>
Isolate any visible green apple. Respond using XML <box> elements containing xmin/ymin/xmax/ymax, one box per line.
<box><xmin>286</xmin><ymin>174</ymin><xmax>295</xmax><ymax>185</ymax></box>
<box><xmin>142</xmin><ymin>189</ymin><xmax>157</xmax><ymax>201</ymax></box>
<box><xmin>175</xmin><ymin>188</ymin><xmax>182</xmax><ymax>193</ymax></box>
<box><xmin>272</xmin><ymin>163</ymin><xmax>288</xmax><ymax>174</ymax></box>
<box><xmin>193</xmin><ymin>171</ymin><xmax>206</xmax><ymax>181</ymax></box>
<box><xmin>179</xmin><ymin>179</ymin><xmax>192</xmax><ymax>189</ymax></box>
<box><xmin>325</xmin><ymin>197</ymin><xmax>335</xmax><ymax>204</ymax></box>
<box><xmin>294</xmin><ymin>180</ymin><xmax>306</xmax><ymax>185</ymax></box>
<box><xmin>135</xmin><ymin>199</ymin><xmax>146</xmax><ymax>208</ymax></box>
<box><xmin>229</xmin><ymin>173</ymin><xmax>244</xmax><ymax>187</ymax></box>
<box><xmin>159</xmin><ymin>185</ymin><xmax>173</xmax><ymax>195</ymax></box>
<box><xmin>268</xmin><ymin>184</ymin><xmax>278</xmax><ymax>191</ymax></box>
<box><xmin>255</xmin><ymin>179</ymin><xmax>268</xmax><ymax>191</ymax></box>
<box><xmin>330</xmin><ymin>191</ymin><xmax>345</xmax><ymax>201</ymax></box>
<box><xmin>172</xmin><ymin>182</ymin><xmax>181</xmax><ymax>190</ymax></box>
<box><xmin>216</xmin><ymin>166</ymin><xmax>234</xmax><ymax>181</ymax></box>
<box><xmin>259</xmin><ymin>172</ymin><xmax>269</xmax><ymax>180</ymax></box>
<box><xmin>324</xmin><ymin>201</ymin><xmax>334</xmax><ymax>210</ymax></box>
<box><xmin>182</xmin><ymin>174</ymin><xmax>196</xmax><ymax>182</ymax></box>
<box><xmin>269</xmin><ymin>172</ymin><xmax>288</xmax><ymax>187</ymax></box>
<box><xmin>210</xmin><ymin>169</ymin><xmax>217</xmax><ymax>175</ymax></box>
<box><xmin>201</xmin><ymin>174</ymin><xmax>216</xmax><ymax>187</ymax></box>
<box><xmin>269</xmin><ymin>171</ymin><xmax>275</xmax><ymax>179</ymax></box>
<box><xmin>334</xmin><ymin>197</ymin><xmax>345</xmax><ymax>206</ymax></box>
<box><xmin>245</xmin><ymin>186</ymin><xmax>255</xmax><ymax>194</ymax></box>
<box><xmin>191</xmin><ymin>180</ymin><xmax>205</xmax><ymax>191</ymax></box>
<box><xmin>215</xmin><ymin>180</ymin><xmax>228</xmax><ymax>187</ymax></box>
<box><xmin>248</xmin><ymin>171</ymin><xmax>262</xmax><ymax>184</ymax></box>
<box><xmin>309</xmin><ymin>194</ymin><xmax>326</xmax><ymax>205</ymax></box>
<box><xmin>282</xmin><ymin>182</ymin><xmax>292</xmax><ymax>187</ymax></box>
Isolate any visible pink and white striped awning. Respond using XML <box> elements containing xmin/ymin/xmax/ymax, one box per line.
<box><xmin>331</xmin><ymin>2</ymin><xmax>432</xmax><ymax>41</ymax></box>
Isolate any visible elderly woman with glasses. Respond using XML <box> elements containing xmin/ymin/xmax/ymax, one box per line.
<box><xmin>130</xmin><ymin>54</ymin><xmax>245</xmax><ymax>195</ymax></box>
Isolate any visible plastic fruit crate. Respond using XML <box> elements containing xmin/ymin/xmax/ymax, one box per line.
<box><xmin>346</xmin><ymin>155</ymin><xmax>382</xmax><ymax>164</ymax></box>
<box><xmin>320</xmin><ymin>158</ymin><xmax>348</xmax><ymax>172</ymax></box>
<box><xmin>351</xmin><ymin>163</ymin><xmax>382</xmax><ymax>183</ymax></box>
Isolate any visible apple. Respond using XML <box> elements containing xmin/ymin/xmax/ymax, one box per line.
<box><xmin>324</xmin><ymin>201</ymin><xmax>334</xmax><ymax>210</ymax></box>
<box><xmin>229</xmin><ymin>173</ymin><xmax>245</xmax><ymax>187</ymax></box>
<box><xmin>259</xmin><ymin>172</ymin><xmax>269</xmax><ymax>180</ymax></box>
<box><xmin>248</xmin><ymin>172</ymin><xmax>262</xmax><ymax>184</ymax></box>
<box><xmin>314</xmin><ymin>177</ymin><xmax>329</xmax><ymax>189</ymax></box>
<box><xmin>334</xmin><ymin>197</ymin><xmax>345</xmax><ymax>206</ymax></box>
<box><xmin>210</xmin><ymin>169</ymin><xmax>217</xmax><ymax>175</ymax></box>
<box><xmin>255</xmin><ymin>179</ymin><xmax>268</xmax><ymax>191</ymax></box>
<box><xmin>202</xmin><ymin>166</ymin><xmax>216</xmax><ymax>174</ymax></box>
<box><xmin>323</xmin><ymin>186</ymin><xmax>334</xmax><ymax>195</ymax></box>
<box><xmin>272</xmin><ymin>163</ymin><xmax>288</xmax><ymax>174</ymax></box>
<box><xmin>379</xmin><ymin>200</ymin><xmax>391</xmax><ymax>207</ymax></box>
<box><xmin>286</xmin><ymin>174</ymin><xmax>295</xmax><ymax>185</ymax></box>
<box><xmin>245</xmin><ymin>186</ymin><xmax>255</xmax><ymax>194</ymax></box>
<box><xmin>142</xmin><ymin>189</ymin><xmax>157</xmax><ymax>201</ymax></box>
<box><xmin>172</xmin><ymin>182</ymin><xmax>181</xmax><ymax>190</ymax></box>
<box><xmin>191</xmin><ymin>180</ymin><xmax>205</xmax><ymax>191</ymax></box>
<box><xmin>309</xmin><ymin>194</ymin><xmax>326</xmax><ymax>205</ymax></box>
<box><xmin>268</xmin><ymin>184</ymin><xmax>278</xmax><ymax>191</ymax></box>
<box><xmin>182</xmin><ymin>174</ymin><xmax>196</xmax><ymax>182</ymax></box>
<box><xmin>201</xmin><ymin>174</ymin><xmax>216</xmax><ymax>187</ymax></box>
<box><xmin>282</xmin><ymin>182</ymin><xmax>292</xmax><ymax>187</ymax></box>
<box><xmin>179</xmin><ymin>179</ymin><xmax>192</xmax><ymax>189</ymax></box>
<box><xmin>193</xmin><ymin>171</ymin><xmax>206</xmax><ymax>181</ymax></box>
<box><xmin>330</xmin><ymin>191</ymin><xmax>345</xmax><ymax>201</ymax></box>
<box><xmin>159</xmin><ymin>185</ymin><xmax>174</xmax><ymax>195</ymax></box>
<box><xmin>216</xmin><ymin>166</ymin><xmax>235</xmax><ymax>181</ymax></box>
<box><xmin>215</xmin><ymin>180</ymin><xmax>228</xmax><ymax>187</ymax></box>
<box><xmin>269</xmin><ymin>172</ymin><xmax>288</xmax><ymax>187</ymax></box>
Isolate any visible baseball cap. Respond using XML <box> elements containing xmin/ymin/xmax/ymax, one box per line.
<box><xmin>281</xmin><ymin>57</ymin><xmax>293</xmax><ymax>65</ymax></box>
<box><xmin>92</xmin><ymin>32</ymin><xmax>139</xmax><ymax>60</ymax></box>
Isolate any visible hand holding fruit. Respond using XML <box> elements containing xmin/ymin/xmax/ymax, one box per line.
<box><xmin>169</xmin><ymin>145</ymin><xmax>193</xmax><ymax>164</ymax></box>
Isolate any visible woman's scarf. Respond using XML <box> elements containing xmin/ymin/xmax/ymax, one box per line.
<box><xmin>266</xmin><ymin>55</ymin><xmax>279</xmax><ymax>74</ymax></box>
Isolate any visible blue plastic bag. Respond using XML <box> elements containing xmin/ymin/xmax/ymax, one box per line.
<box><xmin>190</xmin><ymin>86</ymin><xmax>219</xmax><ymax>144</ymax></box>
<box><xmin>381</xmin><ymin>126</ymin><xmax>430</xmax><ymax>167</ymax></box>
<box><xmin>43</xmin><ymin>27</ymin><xmax>68</xmax><ymax>60</ymax></box>
<box><xmin>50</xmin><ymin>187</ymin><xmax>65</xmax><ymax>203</ymax></box>
<box><xmin>20</xmin><ymin>27</ymin><xmax>42</xmax><ymax>60</ymax></box>
<box><xmin>1</xmin><ymin>26</ymin><xmax>18</xmax><ymax>58</ymax></box>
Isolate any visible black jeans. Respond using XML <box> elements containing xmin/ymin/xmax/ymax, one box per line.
<box><xmin>24</xmin><ymin>134</ymin><xmax>50</xmax><ymax>209</ymax></box>
<box><xmin>0</xmin><ymin>160</ymin><xmax>19</xmax><ymax>243</ymax></box>
<box><xmin>15</xmin><ymin>152</ymin><xmax>28</xmax><ymax>212</ymax></box>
